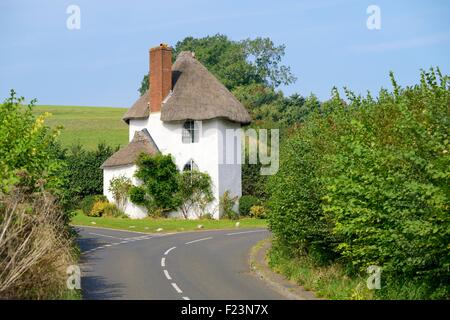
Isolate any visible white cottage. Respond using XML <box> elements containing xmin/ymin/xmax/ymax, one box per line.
<box><xmin>101</xmin><ymin>44</ymin><xmax>251</xmax><ymax>219</ymax></box>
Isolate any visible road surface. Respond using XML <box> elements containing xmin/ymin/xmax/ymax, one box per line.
<box><xmin>76</xmin><ymin>226</ymin><xmax>285</xmax><ymax>300</ymax></box>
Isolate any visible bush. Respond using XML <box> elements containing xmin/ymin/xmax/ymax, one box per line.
<box><xmin>239</xmin><ymin>195</ymin><xmax>260</xmax><ymax>216</ymax></box>
<box><xmin>249</xmin><ymin>205</ymin><xmax>266</xmax><ymax>219</ymax></box>
<box><xmin>267</xmin><ymin>69</ymin><xmax>450</xmax><ymax>298</ymax></box>
<box><xmin>103</xmin><ymin>202</ymin><xmax>126</xmax><ymax>218</ymax></box>
<box><xmin>0</xmin><ymin>90</ymin><xmax>64</xmax><ymax>193</ymax></box>
<box><xmin>129</xmin><ymin>186</ymin><xmax>147</xmax><ymax>205</ymax></box>
<box><xmin>178</xmin><ymin>170</ymin><xmax>213</xmax><ymax>219</ymax></box>
<box><xmin>201</xmin><ymin>213</ymin><xmax>213</xmax><ymax>220</ymax></box>
<box><xmin>130</xmin><ymin>153</ymin><xmax>181</xmax><ymax>215</ymax></box>
<box><xmin>80</xmin><ymin>194</ymin><xmax>107</xmax><ymax>216</ymax></box>
<box><xmin>220</xmin><ymin>191</ymin><xmax>239</xmax><ymax>220</ymax></box>
<box><xmin>108</xmin><ymin>175</ymin><xmax>132</xmax><ymax>211</ymax></box>
<box><xmin>89</xmin><ymin>200</ymin><xmax>108</xmax><ymax>217</ymax></box>
<box><xmin>87</xmin><ymin>200</ymin><xmax>124</xmax><ymax>218</ymax></box>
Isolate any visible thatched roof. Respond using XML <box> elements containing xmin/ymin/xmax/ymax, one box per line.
<box><xmin>123</xmin><ymin>51</ymin><xmax>251</xmax><ymax>125</ymax></box>
<box><xmin>100</xmin><ymin>130</ymin><xmax>159</xmax><ymax>169</ymax></box>
<box><xmin>123</xmin><ymin>90</ymin><xmax>150</xmax><ymax>122</ymax></box>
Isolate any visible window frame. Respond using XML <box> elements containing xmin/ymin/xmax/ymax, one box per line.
<box><xmin>182</xmin><ymin>120</ymin><xmax>199</xmax><ymax>144</ymax></box>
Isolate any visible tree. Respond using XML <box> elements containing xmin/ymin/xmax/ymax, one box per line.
<box><xmin>177</xmin><ymin>171</ymin><xmax>213</xmax><ymax>219</ymax></box>
<box><xmin>138</xmin><ymin>34</ymin><xmax>296</xmax><ymax>95</ymax></box>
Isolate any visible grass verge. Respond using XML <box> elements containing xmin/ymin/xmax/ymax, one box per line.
<box><xmin>71</xmin><ymin>210</ymin><xmax>267</xmax><ymax>233</ymax></box>
<box><xmin>267</xmin><ymin>243</ymin><xmax>374</xmax><ymax>300</ymax></box>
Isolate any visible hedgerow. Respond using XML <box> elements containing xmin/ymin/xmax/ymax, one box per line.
<box><xmin>267</xmin><ymin>68</ymin><xmax>450</xmax><ymax>298</ymax></box>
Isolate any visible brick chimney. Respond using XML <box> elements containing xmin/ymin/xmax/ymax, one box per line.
<box><xmin>149</xmin><ymin>44</ymin><xmax>172</xmax><ymax>113</ymax></box>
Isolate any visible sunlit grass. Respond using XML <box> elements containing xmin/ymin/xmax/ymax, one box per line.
<box><xmin>33</xmin><ymin>105</ymin><xmax>128</xmax><ymax>150</ymax></box>
<box><xmin>71</xmin><ymin>210</ymin><xmax>267</xmax><ymax>233</ymax></box>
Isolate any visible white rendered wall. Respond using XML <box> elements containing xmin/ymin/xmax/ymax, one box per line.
<box><xmin>103</xmin><ymin>164</ymin><xmax>148</xmax><ymax>219</ymax></box>
<box><xmin>127</xmin><ymin>112</ymin><xmax>242</xmax><ymax>219</ymax></box>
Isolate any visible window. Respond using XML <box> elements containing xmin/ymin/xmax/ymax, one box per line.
<box><xmin>183</xmin><ymin>159</ymin><xmax>198</xmax><ymax>172</ymax></box>
<box><xmin>182</xmin><ymin>120</ymin><xmax>199</xmax><ymax>143</ymax></box>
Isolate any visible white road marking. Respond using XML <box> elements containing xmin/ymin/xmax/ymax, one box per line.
<box><xmin>88</xmin><ymin>232</ymin><xmax>124</xmax><ymax>240</ymax></box>
<box><xmin>171</xmin><ymin>282</ymin><xmax>183</xmax><ymax>293</ymax></box>
<box><xmin>226</xmin><ymin>230</ymin><xmax>266</xmax><ymax>236</ymax></box>
<box><xmin>104</xmin><ymin>244</ymin><xmax>112</xmax><ymax>247</ymax></box>
<box><xmin>164</xmin><ymin>246</ymin><xmax>177</xmax><ymax>255</ymax></box>
<box><xmin>185</xmin><ymin>237</ymin><xmax>213</xmax><ymax>245</ymax></box>
<box><xmin>161</xmin><ymin>257</ymin><xmax>166</xmax><ymax>267</ymax></box>
<box><xmin>182</xmin><ymin>296</ymin><xmax>190</xmax><ymax>300</ymax></box>
<box><xmin>75</xmin><ymin>224</ymin><xmax>153</xmax><ymax>235</ymax></box>
<box><xmin>163</xmin><ymin>269</ymin><xmax>172</xmax><ymax>280</ymax></box>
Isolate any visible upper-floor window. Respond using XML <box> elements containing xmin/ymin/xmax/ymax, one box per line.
<box><xmin>182</xmin><ymin>120</ymin><xmax>199</xmax><ymax>144</ymax></box>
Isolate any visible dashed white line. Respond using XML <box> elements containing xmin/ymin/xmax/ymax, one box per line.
<box><xmin>88</xmin><ymin>232</ymin><xmax>124</xmax><ymax>240</ymax></box>
<box><xmin>164</xmin><ymin>246</ymin><xmax>177</xmax><ymax>255</ymax></box>
<box><xmin>182</xmin><ymin>296</ymin><xmax>190</xmax><ymax>300</ymax></box>
<box><xmin>171</xmin><ymin>282</ymin><xmax>183</xmax><ymax>293</ymax></box>
<box><xmin>161</xmin><ymin>257</ymin><xmax>166</xmax><ymax>267</ymax></box>
<box><xmin>185</xmin><ymin>237</ymin><xmax>213</xmax><ymax>245</ymax></box>
<box><xmin>226</xmin><ymin>230</ymin><xmax>266</xmax><ymax>236</ymax></box>
<box><xmin>163</xmin><ymin>269</ymin><xmax>172</xmax><ymax>280</ymax></box>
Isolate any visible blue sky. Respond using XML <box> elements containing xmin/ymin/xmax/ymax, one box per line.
<box><xmin>1</xmin><ymin>0</ymin><xmax>449</xmax><ymax>107</ymax></box>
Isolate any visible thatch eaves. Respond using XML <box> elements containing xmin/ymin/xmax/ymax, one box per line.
<box><xmin>100</xmin><ymin>130</ymin><xmax>159</xmax><ymax>169</ymax></box>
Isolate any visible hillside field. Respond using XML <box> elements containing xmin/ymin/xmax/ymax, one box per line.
<box><xmin>33</xmin><ymin>105</ymin><xmax>129</xmax><ymax>150</ymax></box>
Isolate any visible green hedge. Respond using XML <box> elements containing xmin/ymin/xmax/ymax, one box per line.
<box><xmin>267</xmin><ymin>69</ymin><xmax>450</xmax><ymax>299</ymax></box>
<box><xmin>239</xmin><ymin>195</ymin><xmax>260</xmax><ymax>216</ymax></box>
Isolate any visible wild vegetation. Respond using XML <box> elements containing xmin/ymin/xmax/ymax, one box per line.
<box><xmin>267</xmin><ymin>69</ymin><xmax>450</xmax><ymax>299</ymax></box>
<box><xmin>0</xmin><ymin>91</ymin><xmax>79</xmax><ymax>299</ymax></box>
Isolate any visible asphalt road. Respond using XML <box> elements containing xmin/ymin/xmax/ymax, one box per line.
<box><xmin>76</xmin><ymin>226</ymin><xmax>285</xmax><ymax>300</ymax></box>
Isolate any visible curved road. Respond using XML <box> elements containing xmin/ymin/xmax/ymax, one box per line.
<box><xmin>76</xmin><ymin>226</ymin><xmax>284</xmax><ymax>300</ymax></box>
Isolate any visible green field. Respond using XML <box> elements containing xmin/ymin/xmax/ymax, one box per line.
<box><xmin>71</xmin><ymin>211</ymin><xmax>267</xmax><ymax>233</ymax></box>
<box><xmin>33</xmin><ymin>105</ymin><xmax>128</xmax><ymax>150</ymax></box>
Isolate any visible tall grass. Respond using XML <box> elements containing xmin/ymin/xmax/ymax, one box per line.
<box><xmin>0</xmin><ymin>187</ymin><xmax>79</xmax><ymax>299</ymax></box>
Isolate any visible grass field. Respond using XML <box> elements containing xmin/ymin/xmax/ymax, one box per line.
<box><xmin>71</xmin><ymin>211</ymin><xmax>267</xmax><ymax>233</ymax></box>
<box><xmin>33</xmin><ymin>105</ymin><xmax>128</xmax><ymax>150</ymax></box>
